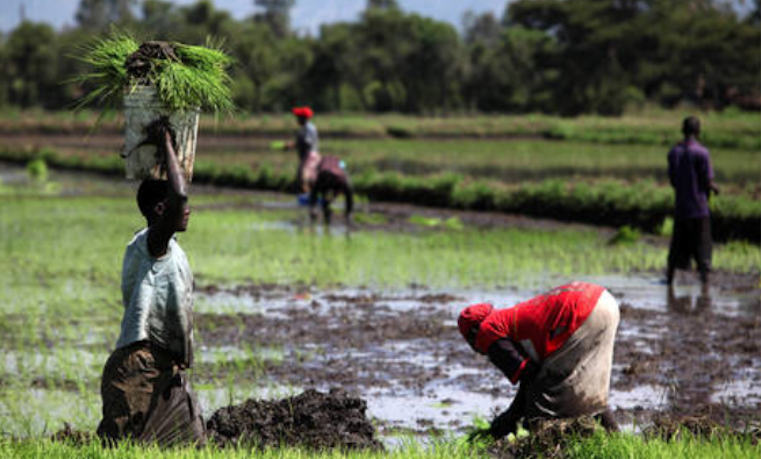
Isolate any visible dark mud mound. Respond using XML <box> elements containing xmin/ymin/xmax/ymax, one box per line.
<box><xmin>206</xmin><ymin>388</ymin><xmax>383</xmax><ymax>450</ymax></box>
<box><xmin>488</xmin><ymin>417</ymin><xmax>600</xmax><ymax>459</ymax></box>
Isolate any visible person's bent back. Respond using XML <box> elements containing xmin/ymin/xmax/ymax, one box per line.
<box><xmin>309</xmin><ymin>155</ymin><xmax>353</xmax><ymax>225</ymax></box>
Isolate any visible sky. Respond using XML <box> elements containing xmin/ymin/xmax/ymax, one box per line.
<box><xmin>0</xmin><ymin>0</ymin><xmax>509</xmax><ymax>34</ymax></box>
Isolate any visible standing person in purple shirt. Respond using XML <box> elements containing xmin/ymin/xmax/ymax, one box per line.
<box><xmin>666</xmin><ymin>116</ymin><xmax>720</xmax><ymax>289</ymax></box>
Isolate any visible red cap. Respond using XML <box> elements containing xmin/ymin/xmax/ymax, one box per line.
<box><xmin>292</xmin><ymin>106</ymin><xmax>314</xmax><ymax>118</ymax></box>
<box><xmin>458</xmin><ymin>303</ymin><xmax>493</xmax><ymax>340</ymax></box>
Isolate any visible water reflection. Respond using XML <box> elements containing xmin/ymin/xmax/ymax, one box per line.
<box><xmin>666</xmin><ymin>285</ymin><xmax>712</xmax><ymax>314</ymax></box>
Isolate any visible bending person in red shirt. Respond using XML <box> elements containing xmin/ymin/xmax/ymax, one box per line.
<box><xmin>458</xmin><ymin>281</ymin><xmax>620</xmax><ymax>440</ymax></box>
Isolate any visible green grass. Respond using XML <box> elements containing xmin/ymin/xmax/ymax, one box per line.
<box><xmin>1</xmin><ymin>432</ymin><xmax>759</xmax><ymax>458</ymax></box>
<box><xmin>565</xmin><ymin>430</ymin><xmax>761</xmax><ymax>459</ymax></box>
<box><xmin>2</xmin><ymin>145</ymin><xmax>759</xmax><ymax>243</ymax></box>
<box><xmin>0</xmin><ymin>170</ymin><xmax>759</xmax><ymax>454</ymax></box>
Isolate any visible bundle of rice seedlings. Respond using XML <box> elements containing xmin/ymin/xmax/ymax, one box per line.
<box><xmin>74</xmin><ymin>33</ymin><xmax>234</xmax><ymax>113</ymax></box>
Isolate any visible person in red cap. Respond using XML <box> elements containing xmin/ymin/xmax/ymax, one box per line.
<box><xmin>285</xmin><ymin>106</ymin><xmax>321</xmax><ymax>192</ymax></box>
<box><xmin>459</xmin><ymin>281</ymin><xmax>620</xmax><ymax>440</ymax></box>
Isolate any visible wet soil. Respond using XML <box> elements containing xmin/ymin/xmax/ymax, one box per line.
<box><xmin>4</xmin><ymin>164</ymin><xmax>759</xmax><ymax>443</ymax></box>
<box><xmin>206</xmin><ymin>388</ymin><xmax>382</xmax><ymax>450</ymax></box>
<box><xmin>488</xmin><ymin>416</ymin><xmax>600</xmax><ymax>459</ymax></box>
<box><xmin>486</xmin><ymin>414</ymin><xmax>760</xmax><ymax>459</ymax></box>
<box><xmin>194</xmin><ymin>279</ymin><xmax>761</xmax><ymax>435</ymax></box>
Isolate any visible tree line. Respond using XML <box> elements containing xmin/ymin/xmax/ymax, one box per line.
<box><xmin>1</xmin><ymin>0</ymin><xmax>758</xmax><ymax>115</ymax></box>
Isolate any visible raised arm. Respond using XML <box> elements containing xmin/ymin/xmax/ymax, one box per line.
<box><xmin>147</xmin><ymin>121</ymin><xmax>189</xmax><ymax>258</ymax></box>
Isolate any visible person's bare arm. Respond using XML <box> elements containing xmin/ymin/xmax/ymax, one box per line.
<box><xmin>489</xmin><ymin>381</ymin><xmax>529</xmax><ymax>439</ymax></box>
<box><xmin>147</xmin><ymin>126</ymin><xmax>188</xmax><ymax>258</ymax></box>
<box><xmin>709</xmin><ymin>179</ymin><xmax>720</xmax><ymax>196</ymax></box>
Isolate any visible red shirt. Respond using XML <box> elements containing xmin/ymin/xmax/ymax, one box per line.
<box><xmin>474</xmin><ymin>282</ymin><xmax>605</xmax><ymax>381</ymax></box>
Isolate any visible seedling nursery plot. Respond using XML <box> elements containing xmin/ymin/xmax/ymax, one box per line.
<box><xmin>0</xmin><ymin>156</ymin><xmax>760</xmax><ymax>458</ymax></box>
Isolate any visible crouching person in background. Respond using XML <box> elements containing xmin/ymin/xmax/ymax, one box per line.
<box><xmin>97</xmin><ymin>119</ymin><xmax>205</xmax><ymax>447</ymax></box>
<box><xmin>459</xmin><ymin>281</ymin><xmax>620</xmax><ymax>440</ymax></box>
<box><xmin>309</xmin><ymin>155</ymin><xmax>354</xmax><ymax>226</ymax></box>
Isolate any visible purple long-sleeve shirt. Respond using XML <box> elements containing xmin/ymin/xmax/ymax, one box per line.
<box><xmin>667</xmin><ymin>140</ymin><xmax>714</xmax><ymax>219</ymax></box>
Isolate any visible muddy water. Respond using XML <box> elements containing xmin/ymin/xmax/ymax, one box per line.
<box><xmin>194</xmin><ymin>276</ymin><xmax>761</xmax><ymax>435</ymax></box>
<box><xmin>2</xmin><ymin>162</ymin><xmax>758</xmax><ymax>439</ymax></box>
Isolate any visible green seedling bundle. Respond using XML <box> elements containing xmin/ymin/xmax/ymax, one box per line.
<box><xmin>75</xmin><ymin>34</ymin><xmax>233</xmax><ymax>113</ymax></box>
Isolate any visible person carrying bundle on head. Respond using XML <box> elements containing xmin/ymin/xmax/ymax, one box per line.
<box><xmin>97</xmin><ymin>118</ymin><xmax>205</xmax><ymax>447</ymax></box>
<box><xmin>458</xmin><ymin>281</ymin><xmax>620</xmax><ymax>441</ymax></box>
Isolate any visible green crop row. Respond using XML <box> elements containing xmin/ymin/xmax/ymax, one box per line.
<box><xmin>1</xmin><ymin>146</ymin><xmax>758</xmax><ymax>243</ymax></box>
<box><xmin>0</xmin><ymin>109</ymin><xmax>758</xmax><ymax>150</ymax></box>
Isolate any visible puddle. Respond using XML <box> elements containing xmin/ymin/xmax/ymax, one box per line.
<box><xmin>587</xmin><ymin>274</ymin><xmax>760</xmax><ymax>318</ymax></box>
<box><xmin>609</xmin><ymin>384</ymin><xmax>670</xmax><ymax>411</ymax></box>
<box><xmin>0</xmin><ymin>387</ymin><xmax>100</xmax><ymax>437</ymax></box>
<box><xmin>198</xmin><ymin>345</ymin><xmax>284</xmax><ymax>364</ymax></box>
<box><xmin>711</xmin><ymin>379</ymin><xmax>761</xmax><ymax>406</ymax></box>
<box><xmin>194</xmin><ymin>277</ymin><xmax>760</xmax><ymax>434</ymax></box>
<box><xmin>367</xmin><ymin>389</ymin><xmax>505</xmax><ymax>431</ymax></box>
<box><xmin>2</xmin><ymin>349</ymin><xmax>106</xmax><ymax>384</ymax></box>
<box><xmin>196</xmin><ymin>383</ymin><xmax>303</xmax><ymax>421</ymax></box>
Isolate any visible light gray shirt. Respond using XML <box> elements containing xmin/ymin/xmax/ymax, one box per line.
<box><xmin>116</xmin><ymin>228</ymin><xmax>195</xmax><ymax>367</ymax></box>
<box><xmin>296</xmin><ymin>121</ymin><xmax>319</xmax><ymax>162</ymax></box>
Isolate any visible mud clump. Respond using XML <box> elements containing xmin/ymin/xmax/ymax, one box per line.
<box><xmin>489</xmin><ymin>416</ymin><xmax>600</xmax><ymax>459</ymax></box>
<box><xmin>206</xmin><ymin>388</ymin><xmax>383</xmax><ymax>450</ymax></box>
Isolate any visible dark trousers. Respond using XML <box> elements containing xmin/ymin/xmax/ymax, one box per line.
<box><xmin>667</xmin><ymin>217</ymin><xmax>712</xmax><ymax>277</ymax></box>
<box><xmin>97</xmin><ymin>341</ymin><xmax>206</xmax><ymax>447</ymax></box>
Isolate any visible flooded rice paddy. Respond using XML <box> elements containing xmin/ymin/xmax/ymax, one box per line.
<box><xmin>0</xmin><ymin>163</ymin><xmax>758</xmax><ymax>442</ymax></box>
<box><xmin>190</xmin><ymin>280</ymin><xmax>760</xmax><ymax>436</ymax></box>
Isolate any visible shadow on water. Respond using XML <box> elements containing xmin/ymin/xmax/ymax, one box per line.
<box><xmin>666</xmin><ymin>285</ymin><xmax>712</xmax><ymax>315</ymax></box>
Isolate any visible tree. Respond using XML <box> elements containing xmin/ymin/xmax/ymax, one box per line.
<box><xmin>366</xmin><ymin>0</ymin><xmax>399</xmax><ymax>10</ymax></box>
<box><xmin>75</xmin><ymin>0</ymin><xmax>136</xmax><ymax>30</ymax></box>
<box><xmin>229</xmin><ymin>22</ymin><xmax>279</xmax><ymax>111</ymax></box>
<box><xmin>253</xmin><ymin>0</ymin><xmax>295</xmax><ymax>38</ymax></box>
<box><xmin>140</xmin><ymin>0</ymin><xmax>179</xmax><ymax>39</ymax></box>
<box><xmin>508</xmin><ymin>0</ymin><xmax>649</xmax><ymax>115</ymax></box>
<box><xmin>4</xmin><ymin>22</ymin><xmax>58</xmax><ymax>108</ymax></box>
<box><xmin>178</xmin><ymin>0</ymin><xmax>235</xmax><ymax>44</ymax></box>
<box><xmin>462</xmin><ymin>11</ymin><xmax>501</xmax><ymax>46</ymax></box>
<box><xmin>303</xmin><ymin>22</ymin><xmax>369</xmax><ymax>110</ymax></box>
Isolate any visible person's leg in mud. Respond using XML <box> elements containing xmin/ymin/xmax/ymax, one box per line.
<box><xmin>308</xmin><ymin>187</ymin><xmax>320</xmax><ymax>224</ymax></box>
<box><xmin>667</xmin><ymin>217</ymin><xmax>695</xmax><ymax>286</ymax></box>
<box><xmin>321</xmin><ymin>192</ymin><xmax>333</xmax><ymax>225</ymax></box>
<box><xmin>694</xmin><ymin>217</ymin><xmax>712</xmax><ymax>294</ymax></box>
<box><xmin>97</xmin><ymin>345</ymin><xmax>157</xmax><ymax>444</ymax></box>
<box><xmin>343</xmin><ymin>182</ymin><xmax>354</xmax><ymax>228</ymax></box>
